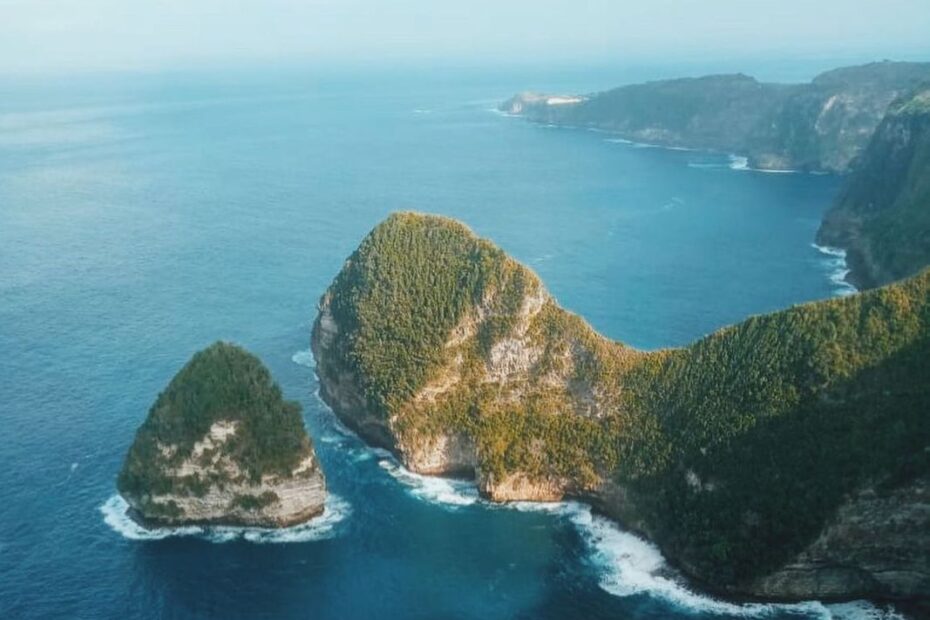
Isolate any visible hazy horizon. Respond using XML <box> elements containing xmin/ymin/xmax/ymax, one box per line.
<box><xmin>1</xmin><ymin>0</ymin><xmax>929</xmax><ymax>75</ymax></box>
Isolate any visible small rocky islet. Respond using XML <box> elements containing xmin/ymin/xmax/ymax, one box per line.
<box><xmin>117</xmin><ymin>342</ymin><xmax>326</xmax><ymax>528</ymax></box>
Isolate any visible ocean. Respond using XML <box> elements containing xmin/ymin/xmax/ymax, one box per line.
<box><xmin>0</xmin><ymin>64</ymin><xmax>895</xmax><ymax>619</ymax></box>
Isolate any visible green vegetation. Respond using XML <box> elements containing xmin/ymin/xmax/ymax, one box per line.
<box><xmin>321</xmin><ymin>212</ymin><xmax>536</xmax><ymax>416</ymax></box>
<box><xmin>819</xmin><ymin>87</ymin><xmax>930</xmax><ymax>288</ymax></box>
<box><xmin>626</xmin><ymin>275</ymin><xmax>930</xmax><ymax>582</ymax></box>
<box><xmin>118</xmin><ymin>342</ymin><xmax>312</xmax><ymax>499</ymax></box>
<box><xmin>318</xmin><ymin>212</ymin><xmax>930</xmax><ymax>589</ymax></box>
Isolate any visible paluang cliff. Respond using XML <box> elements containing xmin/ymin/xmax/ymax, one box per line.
<box><xmin>312</xmin><ymin>212</ymin><xmax>929</xmax><ymax>605</ymax></box>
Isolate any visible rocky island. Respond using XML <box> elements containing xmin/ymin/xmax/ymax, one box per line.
<box><xmin>313</xmin><ymin>212</ymin><xmax>929</xmax><ymax>605</ymax></box>
<box><xmin>118</xmin><ymin>342</ymin><xmax>326</xmax><ymax>528</ymax></box>
<box><xmin>818</xmin><ymin>86</ymin><xmax>930</xmax><ymax>289</ymax></box>
<box><xmin>501</xmin><ymin>61</ymin><xmax>930</xmax><ymax>173</ymax></box>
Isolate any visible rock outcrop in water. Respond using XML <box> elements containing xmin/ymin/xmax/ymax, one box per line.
<box><xmin>118</xmin><ymin>342</ymin><xmax>326</xmax><ymax>527</ymax></box>
<box><xmin>312</xmin><ymin>212</ymin><xmax>930</xmax><ymax>605</ymax></box>
<box><xmin>817</xmin><ymin>86</ymin><xmax>930</xmax><ymax>289</ymax></box>
<box><xmin>501</xmin><ymin>61</ymin><xmax>930</xmax><ymax>173</ymax></box>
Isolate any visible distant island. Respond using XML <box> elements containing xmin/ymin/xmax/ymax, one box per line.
<box><xmin>501</xmin><ymin>60</ymin><xmax>930</xmax><ymax>173</ymax></box>
<box><xmin>313</xmin><ymin>212</ymin><xmax>929</xmax><ymax>605</ymax></box>
<box><xmin>118</xmin><ymin>342</ymin><xmax>326</xmax><ymax>527</ymax></box>
<box><xmin>502</xmin><ymin>60</ymin><xmax>930</xmax><ymax>289</ymax></box>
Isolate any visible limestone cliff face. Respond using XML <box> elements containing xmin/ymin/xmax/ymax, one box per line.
<box><xmin>123</xmin><ymin>420</ymin><xmax>325</xmax><ymax>527</ymax></box>
<box><xmin>312</xmin><ymin>294</ymin><xmax>395</xmax><ymax>451</ymax></box>
<box><xmin>502</xmin><ymin>61</ymin><xmax>930</xmax><ymax>173</ymax></box>
<box><xmin>817</xmin><ymin>87</ymin><xmax>930</xmax><ymax>288</ymax></box>
<box><xmin>311</xmin><ymin>258</ymin><xmax>569</xmax><ymax>486</ymax></box>
<box><xmin>118</xmin><ymin>342</ymin><xmax>326</xmax><ymax>528</ymax></box>
<box><xmin>750</xmin><ymin>476</ymin><xmax>930</xmax><ymax>601</ymax></box>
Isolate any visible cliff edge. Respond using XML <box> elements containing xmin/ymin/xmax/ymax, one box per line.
<box><xmin>118</xmin><ymin>342</ymin><xmax>326</xmax><ymax>528</ymax></box>
<box><xmin>818</xmin><ymin>87</ymin><xmax>930</xmax><ymax>289</ymax></box>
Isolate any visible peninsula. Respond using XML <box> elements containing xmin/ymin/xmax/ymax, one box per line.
<box><xmin>312</xmin><ymin>213</ymin><xmax>929</xmax><ymax>604</ymax></box>
<box><xmin>501</xmin><ymin>61</ymin><xmax>930</xmax><ymax>173</ymax></box>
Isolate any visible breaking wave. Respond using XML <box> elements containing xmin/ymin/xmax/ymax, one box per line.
<box><xmin>727</xmin><ymin>154</ymin><xmax>801</xmax><ymax>174</ymax></box>
<box><xmin>100</xmin><ymin>493</ymin><xmax>350</xmax><ymax>544</ymax></box>
<box><xmin>364</xmin><ymin>455</ymin><xmax>901</xmax><ymax>618</ymax></box>
<box><xmin>569</xmin><ymin>503</ymin><xmax>904</xmax><ymax>618</ymax></box>
<box><xmin>377</xmin><ymin>459</ymin><xmax>479</xmax><ymax>507</ymax></box>
<box><xmin>729</xmin><ymin>155</ymin><xmax>750</xmax><ymax>170</ymax></box>
<box><xmin>291</xmin><ymin>348</ymin><xmax>315</xmax><ymax>368</ymax></box>
<box><xmin>812</xmin><ymin>243</ymin><xmax>857</xmax><ymax>297</ymax></box>
<box><xmin>294</xmin><ymin>353</ymin><xmax>898</xmax><ymax>618</ymax></box>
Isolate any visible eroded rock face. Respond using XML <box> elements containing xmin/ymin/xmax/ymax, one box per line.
<box><xmin>817</xmin><ymin>87</ymin><xmax>930</xmax><ymax>288</ymax></box>
<box><xmin>400</xmin><ymin>432</ymin><xmax>478</xmax><ymax>477</ymax></box>
<box><xmin>751</xmin><ymin>476</ymin><xmax>930</xmax><ymax>601</ymax></box>
<box><xmin>124</xmin><ymin>420</ymin><xmax>326</xmax><ymax>527</ymax></box>
<box><xmin>118</xmin><ymin>342</ymin><xmax>326</xmax><ymax>528</ymax></box>
<box><xmin>478</xmin><ymin>471</ymin><xmax>570</xmax><ymax>503</ymax></box>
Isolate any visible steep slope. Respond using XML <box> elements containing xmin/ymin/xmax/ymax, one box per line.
<box><xmin>313</xmin><ymin>213</ymin><xmax>930</xmax><ymax>603</ymax></box>
<box><xmin>501</xmin><ymin>61</ymin><xmax>930</xmax><ymax>172</ymax></box>
<box><xmin>118</xmin><ymin>342</ymin><xmax>326</xmax><ymax>527</ymax></box>
<box><xmin>818</xmin><ymin>87</ymin><xmax>930</xmax><ymax>288</ymax></box>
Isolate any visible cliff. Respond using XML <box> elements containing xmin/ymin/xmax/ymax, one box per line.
<box><xmin>312</xmin><ymin>213</ymin><xmax>930</xmax><ymax>604</ymax></box>
<box><xmin>817</xmin><ymin>87</ymin><xmax>930</xmax><ymax>289</ymax></box>
<box><xmin>501</xmin><ymin>61</ymin><xmax>930</xmax><ymax>172</ymax></box>
<box><xmin>118</xmin><ymin>342</ymin><xmax>326</xmax><ymax>528</ymax></box>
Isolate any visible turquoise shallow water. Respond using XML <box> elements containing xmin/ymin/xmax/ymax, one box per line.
<box><xmin>0</xmin><ymin>66</ymin><xmax>894</xmax><ymax>619</ymax></box>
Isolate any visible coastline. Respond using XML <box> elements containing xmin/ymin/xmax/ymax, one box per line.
<box><xmin>497</xmin><ymin>109</ymin><xmax>857</xmax><ymax>297</ymax></box>
<box><xmin>312</xmin><ymin>376</ymin><xmax>908</xmax><ymax>618</ymax></box>
<box><xmin>101</xmin><ymin>492</ymin><xmax>350</xmax><ymax>543</ymax></box>
<box><xmin>811</xmin><ymin>243</ymin><xmax>859</xmax><ymax>296</ymax></box>
<box><xmin>119</xmin><ymin>495</ymin><xmax>326</xmax><ymax>530</ymax></box>
<box><xmin>309</xmin><ymin>354</ymin><xmax>912</xmax><ymax>617</ymax></box>
<box><xmin>496</xmin><ymin>111</ymin><xmax>826</xmax><ymax>175</ymax></box>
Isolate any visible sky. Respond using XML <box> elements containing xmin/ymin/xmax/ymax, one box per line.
<box><xmin>1</xmin><ymin>0</ymin><xmax>929</xmax><ymax>74</ymax></box>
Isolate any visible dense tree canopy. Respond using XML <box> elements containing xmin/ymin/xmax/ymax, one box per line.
<box><xmin>320</xmin><ymin>212</ymin><xmax>930</xmax><ymax>587</ymax></box>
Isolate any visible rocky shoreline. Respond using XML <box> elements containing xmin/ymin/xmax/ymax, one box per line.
<box><xmin>118</xmin><ymin>342</ymin><xmax>328</xmax><ymax>530</ymax></box>
<box><xmin>310</xmin><ymin>213</ymin><xmax>929</xmax><ymax>608</ymax></box>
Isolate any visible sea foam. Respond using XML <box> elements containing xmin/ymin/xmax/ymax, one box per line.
<box><xmin>568</xmin><ymin>503</ymin><xmax>905</xmax><ymax>619</ymax></box>
<box><xmin>291</xmin><ymin>348</ymin><xmax>315</xmax><ymax>368</ymax></box>
<box><xmin>729</xmin><ymin>155</ymin><xmax>750</xmax><ymax>170</ymax></box>
<box><xmin>377</xmin><ymin>459</ymin><xmax>479</xmax><ymax>507</ymax></box>
<box><xmin>363</xmin><ymin>456</ymin><xmax>902</xmax><ymax>618</ymax></box>
<box><xmin>727</xmin><ymin>154</ymin><xmax>801</xmax><ymax>174</ymax></box>
<box><xmin>100</xmin><ymin>493</ymin><xmax>350</xmax><ymax>544</ymax></box>
<box><xmin>812</xmin><ymin>243</ymin><xmax>857</xmax><ymax>297</ymax></box>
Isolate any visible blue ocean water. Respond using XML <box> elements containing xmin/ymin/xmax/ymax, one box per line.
<box><xmin>0</xmin><ymin>66</ymin><xmax>892</xmax><ymax>619</ymax></box>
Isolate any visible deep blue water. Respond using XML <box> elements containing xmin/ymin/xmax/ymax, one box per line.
<box><xmin>0</xmin><ymin>66</ymin><xmax>894</xmax><ymax>619</ymax></box>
